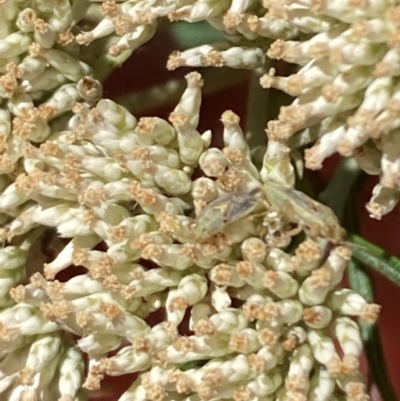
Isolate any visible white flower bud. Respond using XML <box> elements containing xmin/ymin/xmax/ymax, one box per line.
<box><xmin>247</xmin><ymin>371</ymin><xmax>283</xmax><ymax>397</ymax></box>
<box><xmin>305</xmin><ymin>118</ymin><xmax>347</xmax><ymax>170</ymax></box>
<box><xmin>241</xmin><ymin>237</ymin><xmax>267</xmax><ymax>264</ymax></box>
<box><xmin>190</xmin><ymin>302</ymin><xmax>213</xmax><ymax>331</ymax></box>
<box><xmin>16</xmin><ymin>310</ymin><xmax>57</xmax><ymax>338</ymax></box>
<box><xmin>0</xmin><ymin>183</ymin><xmax>29</xmax><ymax>212</ymax></box>
<box><xmin>199</xmin><ymin>148</ymin><xmax>227</xmax><ymax>177</ymax></box>
<box><xmin>209</xmin><ymin>308</ymin><xmax>248</xmax><ymax>334</ymax></box>
<box><xmin>286</xmin><ymin>344</ymin><xmax>314</xmax><ymax>393</ymax></box>
<box><xmin>96</xmin><ymin>99</ymin><xmax>137</xmax><ymax>131</ymax></box>
<box><xmin>221</xmin><ymin>110</ymin><xmax>250</xmax><ymax>158</ymax></box>
<box><xmin>76</xmin><ymin>17</ymin><xmax>115</xmax><ymax>46</ymax></box>
<box><xmin>208</xmin><ymin>285</ymin><xmax>230</xmax><ymax>313</ymax></box>
<box><xmin>169</xmin><ymin>114</ymin><xmax>204</xmax><ymax>167</ymax></box>
<box><xmin>166</xmin><ymin>274</ymin><xmax>208</xmax><ymax>325</ymax></box>
<box><xmin>366</xmin><ymin>183</ymin><xmax>399</xmax><ymax>219</ymax></box>
<box><xmin>334</xmin><ymin>317</ymin><xmax>363</xmax><ymax>359</ymax></box>
<box><xmin>127</xmin><ymin>268</ymin><xmax>184</xmax><ymax>298</ymax></box>
<box><xmin>229</xmin><ymin>327</ymin><xmax>261</xmax><ymax>354</ymax></box>
<box><xmin>170</xmin><ymin>1</ymin><xmax>230</xmax><ymax>22</ymax></box>
<box><xmin>135</xmin><ymin>116</ymin><xmax>176</xmax><ymax>147</ymax></box>
<box><xmin>20</xmin><ymin>67</ymin><xmax>66</xmax><ymax>93</ymax></box>
<box><xmin>99</xmin><ymin>345</ymin><xmax>152</xmax><ymax>375</ymax></box>
<box><xmin>18</xmin><ymin>56</ymin><xmax>47</xmax><ymax>81</ymax></box>
<box><xmin>31</xmin><ymin>46</ymin><xmax>91</xmax><ymax>81</ymax></box>
<box><xmin>153</xmin><ymin>165</ymin><xmax>192</xmax><ymax>195</ymax></box>
<box><xmin>138</xmin><ymin>323</ymin><xmax>173</xmax><ymax>354</ymax></box>
<box><xmin>266</xmin><ymin>248</ymin><xmax>295</xmax><ymax>272</ymax></box>
<box><xmin>308</xmin><ymin>368</ymin><xmax>336</xmax><ymax>401</ymax></box>
<box><xmin>0</xmin><ymin>32</ymin><xmax>31</xmax><ymax>58</ymax></box>
<box><xmin>303</xmin><ymin>306</ymin><xmax>333</xmax><ymax>329</ymax></box>
<box><xmin>308</xmin><ymin>330</ymin><xmax>340</xmax><ymax>370</ymax></box>
<box><xmin>41</xmin><ymin>83</ymin><xmax>80</xmax><ymax>117</ymax></box>
<box><xmin>47</xmin><ymin>0</ymin><xmax>73</xmax><ymax>32</ymax></box>
<box><xmin>276</xmin><ymin>300</ymin><xmax>303</xmax><ymax>325</ymax></box>
<box><xmin>110</xmin><ymin>24</ymin><xmax>156</xmax><ymax>56</ymax></box>
<box><xmin>167</xmin><ymin>43</ymin><xmax>230</xmax><ymax>71</ymax></box>
<box><xmin>0</xmin><ymin>245</ymin><xmax>28</xmax><ymax>270</ymax></box>
<box><xmin>253</xmin><ymin>344</ymin><xmax>282</xmax><ymax>372</ymax></box>
<box><xmin>43</xmin><ymin>235</ymin><xmax>101</xmax><ymax>280</ymax></box>
<box><xmin>210</xmin><ymin>263</ymin><xmax>246</xmax><ymax>288</ymax></box>
<box><xmin>263</xmin><ymin>270</ymin><xmax>299</xmax><ymax>299</ymax></box>
<box><xmin>34</xmin><ymin>21</ymin><xmax>57</xmax><ymax>49</ymax></box>
<box><xmin>77</xmin><ymin>77</ymin><xmax>103</xmax><ymax>102</ymax></box>
<box><xmin>299</xmin><ymin>267</ymin><xmax>332</xmax><ymax>305</ymax></box>
<box><xmin>57</xmin><ymin>347</ymin><xmax>84</xmax><ymax>400</ymax></box>
<box><xmin>173</xmin><ymin>72</ymin><xmax>203</xmax><ymax>127</ymax></box>
<box><xmin>163</xmin><ymin>333</ymin><xmax>230</xmax><ymax>363</ymax></box>
<box><xmin>77</xmin><ymin>333</ymin><xmax>122</xmax><ymax>354</ymax></box>
<box><xmin>16</xmin><ymin>8</ymin><xmax>36</xmax><ymax>32</ymax></box>
<box><xmin>329</xmin><ymin>288</ymin><xmax>380</xmax><ymax>323</ymax></box>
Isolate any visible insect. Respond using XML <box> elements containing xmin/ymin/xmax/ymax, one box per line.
<box><xmin>263</xmin><ymin>181</ymin><xmax>345</xmax><ymax>244</ymax></box>
<box><xmin>194</xmin><ymin>187</ymin><xmax>264</xmax><ymax>239</ymax></box>
<box><xmin>194</xmin><ymin>183</ymin><xmax>345</xmax><ymax>244</ymax></box>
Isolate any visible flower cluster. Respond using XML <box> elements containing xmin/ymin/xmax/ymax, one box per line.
<box><xmin>0</xmin><ymin>68</ymin><xmax>379</xmax><ymax>401</ymax></box>
<box><xmin>77</xmin><ymin>0</ymin><xmax>400</xmax><ymax>218</ymax></box>
<box><xmin>259</xmin><ymin>0</ymin><xmax>400</xmax><ymax>220</ymax></box>
<box><xmin>0</xmin><ymin>1</ymin><xmax>385</xmax><ymax>401</ymax></box>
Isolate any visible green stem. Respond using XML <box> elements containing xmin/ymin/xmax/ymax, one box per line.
<box><xmin>348</xmin><ymin>259</ymin><xmax>398</xmax><ymax>401</ymax></box>
<box><xmin>349</xmin><ymin>234</ymin><xmax>400</xmax><ymax>286</ymax></box>
<box><xmin>318</xmin><ymin>157</ymin><xmax>361</xmax><ymax>221</ymax></box>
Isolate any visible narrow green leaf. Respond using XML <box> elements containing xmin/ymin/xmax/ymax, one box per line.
<box><xmin>178</xmin><ymin>360</ymin><xmax>209</xmax><ymax>371</ymax></box>
<box><xmin>348</xmin><ymin>234</ymin><xmax>400</xmax><ymax>286</ymax></box>
<box><xmin>348</xmin><ymin>259</ymin><xmax>398</xmax><ymax>401</ymax></box>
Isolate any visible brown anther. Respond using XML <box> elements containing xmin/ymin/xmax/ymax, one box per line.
<box><xmin>310</xmin><ymin>267</ymin><xmax>331</xmax><ymax>288</ymax></box>
<box><xmin>173</xmin><ymin>336</ymin><xmax>195</xmax><ymax>351</ymax></box>
<box><xmin>282</xmin><ymin>334</ymin><xmax>299</xmax><ymax>352</ymax></box>
<box><xmin>168</xmin><ymin>296</ymin><xmax>189</xmax><ymax>312</ymax></box>
<box><xmin>211</xmin><ymin>263</ymin><xmax>232</xmax><ymax>286</ymax></box>
<box><xmin>247</xmin><ymin>353</ymin><xmax>265</xmax><ymax>374</ymax></box>
<box><xmin>223</xmin><ymin>147</ymin><xmax>244</xmax><ymax>165</ymax></box>
<box><xmin>236</xmin><ymin>260</ymin><xmax>254</xmax><ymax>277</ymax></box>
<box><xmin>217</xmin><ymin>167</ymin><xmax>243</xmax><ymax>191</ymax></box>
<box><xmin>360</xmin><ymin>303</ymin><xmax>381</xmax><ymax>324</ymax></box>
<box><xmin>229</xmin><ymin>332</ymin><xmax>249</xmax><ymax>353</ymax></box>
<box><xmin>72</xmin><ymin>247</ymin><xmax>88</xmax><ymax>266</ymax></box>
<box><xmin>9</xmin><ymin>285</ymin><xmax>26</xmax><ymax>303</ymax></box>
<box><xmin>99</xmin><ymin>302</ymin><xmax>121</xmax><ymax>319</ymax></box>
<box><xmin>201</xmin><ymin>50</ymin><xmax>225</xmax><ymax>67</ymax></box>
<box><xmin>194</xmin><ymin>319</ymin><xmax>216</xmax><ymax>336</ymax></box>
<box><xmin>259</xmin><ymin>328</ymin><xmax>278</xmax><ymax>346</ymax></box>
<box><xmin>102</xmin><ymin>274</ymin><xmax>121</xmax><ymax>293</ymax></box>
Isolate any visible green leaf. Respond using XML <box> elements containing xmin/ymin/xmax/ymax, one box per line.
<box><xmin>178</xmin><ymin>360</ymin><xmax>209</xmax><ymax>371</ymax></box>
<box><xmin>170</xmin><ymin>21</ymin><xmax>225</xmax><ymax>49</ymax></box>
<box><xmin>348</xmin><ymin>259</ymin><xmax>398</xmax><ymax>401</ymax></box>
<box><xmin>349</xmin><ymin>234</ymin><xmax>400</xmax><ymax>287</ymax></box>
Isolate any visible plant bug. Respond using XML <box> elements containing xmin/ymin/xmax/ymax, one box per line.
<box><xmin>263</xmin><ymin>181</ymin><xmax>345</xmax><ymax>244</ymax></box>
<box><xmin>194</xmin><ymin>187</ymin><xmax>264</xmax><ymax>239</ymax></box>
<box><xmin>194</xmin><ymin>182</ymin><xmax>345</xmax><ymax>244</ymax></box>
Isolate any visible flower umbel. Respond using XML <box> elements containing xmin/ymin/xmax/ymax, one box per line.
<box><xmin>0</xmin><ymin>1</ymin><xmax>387</xmax><ymax>401</ymax></box>
<box><xmin>0</xmin><ymin>67</ymin><xmax>378</xmax><ymax>400</ymax></box>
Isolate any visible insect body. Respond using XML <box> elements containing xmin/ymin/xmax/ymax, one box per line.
<box><xmin>194</xmin><ymin>187</ymin><xmax>264</xmax><ymax>238</ymax></box>
<box><xmin>263</xmin><ymin>181</ymin><xmax>345</xmax><ymax>244</ymax></box>
<box><xmin>194</xmin><ymin>183</ymin><xmax>344</xmax><ymax>244</ymax></box>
